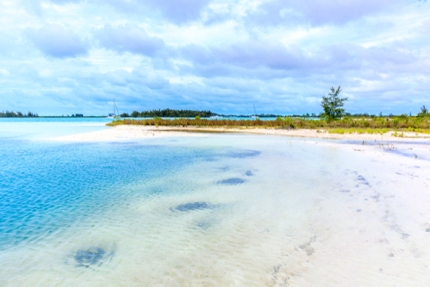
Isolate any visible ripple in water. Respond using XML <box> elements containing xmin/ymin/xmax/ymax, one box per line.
<box><xmin>0</xmin><ymin>139</ymin><xmax>214</xmax><ymax>250</ymax></box>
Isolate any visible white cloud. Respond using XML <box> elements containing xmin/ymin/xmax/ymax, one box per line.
<box><xmin>95</xmin><ymin>24</ymin><xmax>165</xmax><ymax>56</ymax></box>
<box><xmin>26</xmin><ymin>24</ymin><xmax>88</xmax><ymax>58</ymax></box>
<box><xmin>0</xmin><ymin>0</ymin><xmax>429</xmax><ymax>115</ymax></box>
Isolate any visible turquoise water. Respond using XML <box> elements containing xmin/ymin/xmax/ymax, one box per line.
<box><xmin>0</xmin><ymin>138</ymin><xmax>207</xmax><ymax>250</ymax></box>
<box><xmin>0</xmin><ymin>118</ymin><xmax>111</xmax><ymax>139</ymax></box>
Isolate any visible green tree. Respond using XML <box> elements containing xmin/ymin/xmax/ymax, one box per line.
<box><xmin>417</xmin><ymin>105</ymin><xmax>429</xmax><ymax>117</ymax></box>
<box><xmin>321</xmin><ymin>86</ymin><xmax>347</xmax><ymax>121</ymax></box>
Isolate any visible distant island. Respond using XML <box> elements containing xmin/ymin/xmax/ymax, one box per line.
<box><xmin>117</xmin><ymin>109</ymin><xmax>428</xmax><ymax>119</ymax></box>
<box><xmin>120</xmin><ymin>109</ymin><xmax>215</xmax><ymax>118</ymax></box>
<box><xmin>119</xmin><ymin>108</ymin><xmax>322</xmax><ymax>118</ymax></box>
<box><xmin>0</xmin><ymin>111</ymin><xmax>39</xmax><ymax>117</ymax></box>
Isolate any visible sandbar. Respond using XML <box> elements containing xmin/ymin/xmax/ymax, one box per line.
<box><xmin>52</xmin><ymin>125</ymin><xmax>430</xmax><ymax>142</ymax></box>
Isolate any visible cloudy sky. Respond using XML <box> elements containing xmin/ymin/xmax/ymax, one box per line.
<box><xmin>0</xmin><ymin>0</ymin><xmax>429</xmax><ymax>115</ymax></box>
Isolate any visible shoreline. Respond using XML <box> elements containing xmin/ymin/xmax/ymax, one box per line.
<box><xmin>51</xmin><ymin>125</ymin><xmax>430</xmax><ymax>142</ymax></box>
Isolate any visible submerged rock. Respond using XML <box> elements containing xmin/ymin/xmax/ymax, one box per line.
<box><xmin>74</xmin><ymin>247</ymin><xmax>106</xmax><ymax>267</ymax></box>
<box><xmin>217</xmin><ymin>178</ymin><xmax>246</xmax><ymax>185</ymax></box>
<box><xmin>174</xmin><ymin>202</ymin><xmax>211</xmax><ymax>211</ymax></box>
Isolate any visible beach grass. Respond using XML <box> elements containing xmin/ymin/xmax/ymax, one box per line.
<box><xmin>327</xmin><ymin>128</ymin><xmax>391</xmax><ymax>135</ymax></box>
<box><xmin>107</xmin><ymin>117</ymin><xmax>430</xmax><ymax>134</ymax></box>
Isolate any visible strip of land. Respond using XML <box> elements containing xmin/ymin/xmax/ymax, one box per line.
<box><xmin>52</xmin><ymin>125</ymin><xmax>430</xmax><ymax>142</ymax></box>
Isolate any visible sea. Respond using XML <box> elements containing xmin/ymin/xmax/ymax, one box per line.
<box><xmin>1</xmin><ymin>118</ymin><xmax>429</xmax><ymax>286</ymax></box>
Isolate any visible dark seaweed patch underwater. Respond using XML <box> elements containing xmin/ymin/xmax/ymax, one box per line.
<box><xmin>74</xmin><ymin>247</ymin><xmax>107</xmax><ymax>267</ymax></box>
<box><xmin>173</xmin><ymin>202</ymin><xmax>213</xmax><ymax>212</ymax></box>
<box><xmin>217</xmin><ymin>178</ymin><xmax>246</xmax><ymax>185</ymax></box>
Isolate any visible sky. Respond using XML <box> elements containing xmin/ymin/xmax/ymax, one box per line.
<box><xmin>0</xmin><ymin>0</ymin><xmax>429</xmax><ymax>116</ymax></box>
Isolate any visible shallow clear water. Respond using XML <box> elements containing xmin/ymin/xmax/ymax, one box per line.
<box><xmin>0</xmin><ymin>138</ymin><xmax>209</xmax><ymax>250</ymax></box>
<box><xmin>0</xmin><ymin>118</ymin><xmax>111</xmax><ymax>140</ymax></box>
<box><xmin>1</xmin><ymin>119</ymin><xmax>430</xmax><ymax>286</ymax></box>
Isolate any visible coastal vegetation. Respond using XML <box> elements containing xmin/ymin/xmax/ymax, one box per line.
<box><xmin>107</xmin><ymin>87</ymin><xmax>429</xmax><ymax>134</ymax></box>
<box><xmin>417</xmin><ymin>105</ymin><xmax>429</xmax><ymax>117</ymax></box>
<box><xmin>321</xmin><ymin>86</ymin><xmax>347</xmax><ymax>121</ymax></box>
<box><xmin>107</xmin><ymin>115</ymin><xmax>430</xmax><ymax>133</ymax></box>
<box><xmin>119</xmin><ymin>109</ymin><xmax>215</xmax><ymax>118</ymax></box>
<box><xmin>0</xmin><ymin>111</ymin><xmax>38</xmax><ymax>117</ymax></box>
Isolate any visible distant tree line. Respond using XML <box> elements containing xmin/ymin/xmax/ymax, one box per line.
<box><xmin>0</xmin><ymin>111</ymin><xmax>39</xmax><ymax>117</ymax></box>
<box><xmin>120</xmin><ymin>109</ymin><xmax>216</xmax><ymax>118</ymax></box>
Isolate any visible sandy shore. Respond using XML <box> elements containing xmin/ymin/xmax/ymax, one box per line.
<box><xmin>53</xmin><ymin>125</ymin><xmax>430</xmax><ymax>142</ymax></box>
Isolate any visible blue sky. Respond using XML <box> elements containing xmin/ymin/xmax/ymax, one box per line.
<box><xmin>0</xmin><ymin>0</ymin><xmax>429</xmax><ymax>116</ymax></box>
